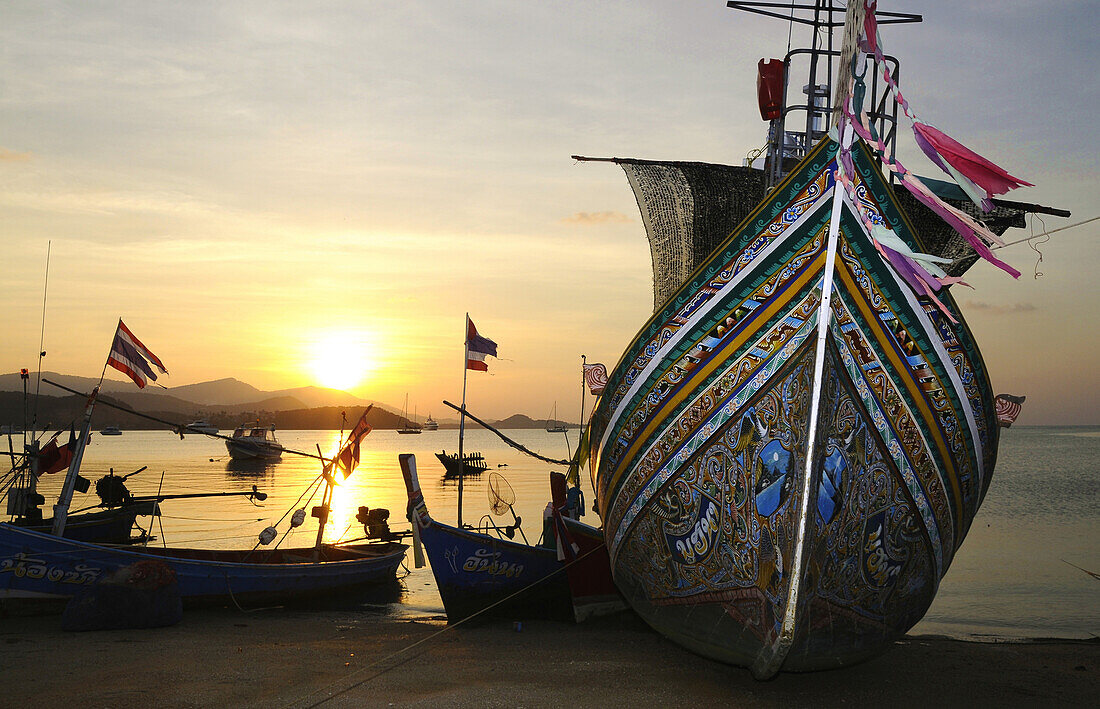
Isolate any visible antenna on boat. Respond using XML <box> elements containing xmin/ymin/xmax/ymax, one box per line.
<box><xmin>31</xmin><ymin>241</ymin><xmax>51</xmax><ymax>440</ymax></box>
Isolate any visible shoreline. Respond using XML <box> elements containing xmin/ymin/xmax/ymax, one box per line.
<box><xmin>3</xmin><ymin>606</ymin><xmax>1095</xmax><ymax>707</ymax></box>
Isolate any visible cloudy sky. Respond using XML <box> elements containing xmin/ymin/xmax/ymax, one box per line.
<box><xmin>1</xmin><ymin>1</ymin><xmax>1096</xmax><ymax>424</ymax></box>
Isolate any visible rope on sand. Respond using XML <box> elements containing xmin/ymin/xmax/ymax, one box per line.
<box><xmin>281</xmin><ymin>544</ymin><xmax>605</xmax><ymax>709</ymax></box>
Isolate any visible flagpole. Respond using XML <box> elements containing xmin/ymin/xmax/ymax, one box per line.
<box><xmin>51</xmin><ymin>321</ymin><xmax>117</xmax><ymax>536</ymax></box>
<box><xmin>457</xmin><ymin>313</ymin><xmax>471</xmax><ymax>528</ymax></box>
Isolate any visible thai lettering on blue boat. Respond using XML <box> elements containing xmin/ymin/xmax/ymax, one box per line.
<box><xmin>462</xmin><ymin>547</ymin><xmax>525</xmax><ymax>578</ymax></box>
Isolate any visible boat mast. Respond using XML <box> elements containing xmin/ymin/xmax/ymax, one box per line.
<box><xmin>313</xmin><ymin>444</ymin><xmax>335</xmax><ymax>561</ymax></box>
<box><xmin>727</xmin><ymin>0</ymin><xmax>918</xmax><ymax>188</ymax></box>
<box><xmin>51</xmin><ymin>369</ymin><xmax>108</xmax><ymax>536</ymax></box>
<box><xmin>578</xmin><ymin>354</ymin><xmax>586</xmax><ymax>447</ymax></box>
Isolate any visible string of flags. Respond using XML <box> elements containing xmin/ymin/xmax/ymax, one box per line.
<box><xmin>835</xmin><ymin>0</ymin><xmax>1032</xmax><ymax>319</ymax></box>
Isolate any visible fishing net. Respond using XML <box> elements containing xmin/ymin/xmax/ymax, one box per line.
<box><xmin>619</xmin><ymin>157</ymin><xmax>1030</xmax><ymax>306</ymax></box>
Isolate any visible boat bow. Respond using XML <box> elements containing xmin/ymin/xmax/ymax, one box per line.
<box><xmin>590</xmin><ymin>137</ymin><xmax>998</xmax><ymax>675</ymax></box>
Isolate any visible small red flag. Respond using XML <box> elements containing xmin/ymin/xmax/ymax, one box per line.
<box><xmin>38</xmin><ymin>427</ymin><xmax>76</xmax><ymax>475</ymax></box>
<box><xmin>335</xmin><ymin>406</ymin><xmax>373</xmax><ymax>479</ymax></box>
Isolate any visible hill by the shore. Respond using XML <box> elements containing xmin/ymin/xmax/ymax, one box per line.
<box><xmin>0</xmin><ymin>372</ymin><xmax>576</xmax><ymax>431</ymax></box>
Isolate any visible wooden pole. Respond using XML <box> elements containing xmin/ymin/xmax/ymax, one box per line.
<box><xmin>457</xmin><ymin>313</ymin><xmax>471</xmax><ymax>527</ymax></box>
<box><xmin>51</xmin><ymin>323</ymin><xmax>117</xmax><ymax>536</ymax></box>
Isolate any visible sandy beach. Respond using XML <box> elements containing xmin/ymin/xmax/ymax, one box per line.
<box><xmin>2</xmin><ymin>604</ymin><xmax>1095</xmax><ymax>709</ymax></box>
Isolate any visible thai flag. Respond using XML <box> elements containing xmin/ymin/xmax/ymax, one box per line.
<box><xmin>335</xmin><ymin>406</ymin><xmax>373</xmax><ymax>479</ymax></box>
<box><xmin>465</xmin><ymin>316</ymin><xmax>497</xmax><ymax>372</ymax></box>
<box><xmin>107</xmin><ymin>319</ymin><xmax>168</xmax><ymax>389</ymax></box>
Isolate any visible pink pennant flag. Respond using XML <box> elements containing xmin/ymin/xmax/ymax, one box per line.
<box><xmin>912</xmin><ymin>122</ymin><xmax>1033</xmax><ymax>211</ymax></box>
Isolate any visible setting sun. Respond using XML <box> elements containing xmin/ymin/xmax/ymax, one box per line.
<box><xmin>307</xmin><ymin>331</ymin><xmax>376</xmax><ymax>392</ymax></box>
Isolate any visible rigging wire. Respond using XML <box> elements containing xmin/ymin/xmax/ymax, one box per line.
<box><xmin>989</xmin><ymin>214</ymin><xmax>1097</xmax><ymax>251</ymax></box>
<box><xmin>948</xmin><ymin>214</ymin><xmax>1097</xmax><ymax>272</ymax></box>
<box><xmin>786</xmin><ymin>0</ymin><xmax>796</xmax><ymax>55</ymax></box>
<box><xmin>1029</xmin><ymin>214</ymin><xmax>1048</xmax><ymax>279</ymax></box>
<box><xmin>32</xmin><ymin>241</ymin><xmax>51</xmax><ymax>437</ymax></box>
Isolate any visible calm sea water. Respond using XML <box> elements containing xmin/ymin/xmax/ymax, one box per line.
<box><xmin>26</xmin><ymin>425</ymin><xmax>1099</xmax><ymax>639</ymax></box>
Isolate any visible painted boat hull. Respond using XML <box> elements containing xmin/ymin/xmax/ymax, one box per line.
<box><xmin>400</xmin><ymin>454</ymin><xmax>620</xmax><ymax>623</ymax></box>
<box><xmin>416</xmin><ymin>516</ymin><xmax>573</xmax><ymax>622</ymax></box>
<box><xmin>589</xmin><ymin>140</ymin><xmax>998</xmax><ymax>676</ymax></box>
<box><xmin>0</xmin><ymin>523</ymin><xmax>407</xmax><ymax>603</ymax></box>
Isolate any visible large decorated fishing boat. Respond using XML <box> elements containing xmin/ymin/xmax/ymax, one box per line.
<box><xmin>581</xmin><ymin>1</ymin><xmax>1067</xmax><ymax>678</ymax></box>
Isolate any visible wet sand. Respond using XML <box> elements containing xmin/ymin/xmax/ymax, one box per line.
<box><xmin>2</xmin><ymin>606</ymin><xmax>1096</xmax><ymax>708</ymax></box>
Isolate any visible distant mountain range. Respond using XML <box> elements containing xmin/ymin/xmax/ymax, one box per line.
<box><xmin>0</xmin><ymin>372</ymin><xmax>576</xmax><ymax>431</ymax></box>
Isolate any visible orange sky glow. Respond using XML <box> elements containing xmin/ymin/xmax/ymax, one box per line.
<box><xmin>1</xmin><ymin>2</ymin><xmax>1096</xmax><ymax>425</ymax></box>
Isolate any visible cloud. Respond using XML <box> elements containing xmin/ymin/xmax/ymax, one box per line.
<box><xmin>561</xmin><ymin>211</ymin><xmax>632</xmax><ymax>225</ymax></box>
<box><xmin>0</xmin><ymin>147</ymin><xmax>31</xmax><ymax>161</ymax></box>
<box><xmin>963</xmin><ymin>301</ymin><xmax>1039</xmax><ymax>315</ymax></box>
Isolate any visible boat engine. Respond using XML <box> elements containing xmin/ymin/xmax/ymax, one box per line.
<box><xmin>95</xmin><ymin>470</ymin><xmax>134</xmax><ymax>508</ymax></box>
<box><xmin>7</xmin><ymin>487</ymin><xmax>45</xmax><ymax>523</ymax></box>
<box><xmin>356</xmin><ymin>506</ymin><xmax>395</xmax><ymax>541</ymax></box>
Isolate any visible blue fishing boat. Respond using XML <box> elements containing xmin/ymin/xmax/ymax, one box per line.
<box><xmin>579</xmin><ymin>1</ymin><xmax>1066</xmax><ymax>678</ymax></box>
<box><xmin>0</xmin><ymin>524</ymin><xmax>406</xmax><ymax>603</ymax></box>
<box><xmin>15</xmin><ymin>503</ymin><xmax>158</xmax><ymax>544</ymax></box>
<box><xmin>2</xmin><ymin>332</ymin><xmax>406</xmax><ymax>607</ymax></box>
<box><xmin>401</xmin><ymin>453</ymin><xmax>618</xmax><ymax>622</ymax></box>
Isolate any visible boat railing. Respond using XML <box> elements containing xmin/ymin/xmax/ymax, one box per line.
<box><xmin>476</xmin><ymin>514</ymin><xmax>527</xmax><ymax>544</ymax></box>
<box><xmin>763</xmin><ymin>48</ymin><xmax>902</xmax><ymax>189</ymax></box>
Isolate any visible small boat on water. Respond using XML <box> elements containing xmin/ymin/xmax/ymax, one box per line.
<box><xmin>401</xmin><ymin>454</ymin><xmax>621</xmax><ymax>622</ymax></box>
<box><xmin>99</xmin><ymin>426</ymin><xmax>122</xmax><ymax>436</ymax></box>
<box><xmin>13</xmin><ymin>503</ymin><xmax>159</xmax><ymax>544</ymax></box>
<box><xmin>423</xmin><ymin>415</ymin><xmax>439</xmax><ymax>431</ymax></box>
<box><xmin>436</xmin><ymin>450</ymin><xmax>489</xmax><ymax>477</ymax></box>
<box><xmin>545</xmin><ymin>402</ymin><xmax>568</xmax><ymax>433</ymax></box>
<box><xmin>184</xmin><ymin>420</ymin><xmax>218</xmax><ymax>435</ymax></box>
<box><xmin>397</xmin><ymin>394</ymin><xmax>422</xmax><ymax>434</ymax></box>
<box><xmin>225</xmin><ymin>423</ymin><xmax>282</xmax><ymax>460</ymax></box>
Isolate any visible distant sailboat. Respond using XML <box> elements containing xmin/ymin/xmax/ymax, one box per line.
<box><xmin>545</xmin><ymin>402</ymin><xmax>568</xmax><ymax>433</ymax></box>
<box><xmin>397</xmin><ymin>394</ymin><xmax>421</xmax><ymax>434</ymax></box>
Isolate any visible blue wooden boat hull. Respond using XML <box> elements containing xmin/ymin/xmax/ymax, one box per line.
<box><xmin>401</xmin><ymin>453</ymin><xmax>581</xmax><ymax>622</ymax></box>
<box><xmin>416</xmin><ymin>517</ymin><xmax>573</xmax><ymax>622</ymax></box>
<box><xmin>0</xmin><ymin>523</ymin><xmax>407</xmax><ymax>603</ymax></box>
